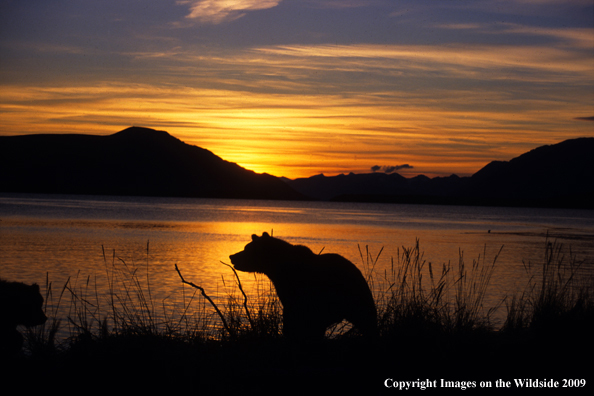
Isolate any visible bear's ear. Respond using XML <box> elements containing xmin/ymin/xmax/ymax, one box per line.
<box><xmin>31</xmin><ymin>284</ymin><xmax>40</xmax><ymax>292</ymax></box>
<box><xmin>251</xmin><ymin>234</ymin><xmax>259</xmax><ymax>241</ymax></box>
<box><xmin>262</xmin><ymin>232</ymin><xmax>270</xmax><ymax>238</ymax></box>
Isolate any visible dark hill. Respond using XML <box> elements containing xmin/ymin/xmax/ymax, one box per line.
<box><xmin>284</xmin><ymin>138</ymin><xmax>594</xmax><ymax>209</ymax></box>
<box><xmin>283</xmin><ymin>172</ymin><xmax>466</xmax><ymax>202</ymax></box>
<box><xmin>283</xmin><ymin>172</ymin><xmax>407</xmax><ymax>201</ymax></box>
<box><xmin>2</xmin><ymin>129</ymin><xmax>592</xmax><ymax>208</ymax></box>
<box><xmin>0</xmin><ymin>127</ymin><xmax>305</xmax><ymax>200</ymax></box>
<box><xmin>470</xmin><ymin>137</ymin><xmax>594</xmax><ymax>205</ymax></box>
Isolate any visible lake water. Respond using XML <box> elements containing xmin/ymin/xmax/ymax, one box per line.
<box><xmin>1</xmin><ymin>193</ymin><xmax>593</xmax><ymax>336</ymax></box>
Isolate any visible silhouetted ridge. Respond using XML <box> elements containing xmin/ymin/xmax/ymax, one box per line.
<box><xmin>1</xmin><ymin>130</ymin><xmax>591</xmax><ymax>208</ymax></box>
<box><xmin>471</xmin><ymin>138</ymin><xmax>594</xmax><ymax>204</ymax></box>
<box><xmin>0</xmin><ymin>127</ymin><xmax>305</xmax><ymax>200</ymax></box>
<box><xmin>108</xmin><ymin>126</ymin><xmax>181</xmax><ymax>145</ymax></box>
<box><xmin>284</xmin><ymin>137</ymin><xmax>594</xmax><ymax>209</ymax></box>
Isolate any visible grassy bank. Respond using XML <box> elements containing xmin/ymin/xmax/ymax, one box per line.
<box><xmin>8</xmin><ymin>239</ymin><xmax>594</xmax><ymax>391</ymax></box>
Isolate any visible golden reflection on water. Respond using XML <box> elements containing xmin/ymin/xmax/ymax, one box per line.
<box><xmin>2</xmin><ymin>198</ymin><xmax>593</xmax><ymax>338</ymax></box>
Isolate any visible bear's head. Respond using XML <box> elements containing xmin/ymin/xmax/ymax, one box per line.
<box><xmin>229</xmin><ymin>232</ymin><xmax>288</xmax><ymax>274</ymax></box>
<box><xmin>16</xmin><ymin>284</ymin><xmax>48</xmax><ymax>327</ymax></box>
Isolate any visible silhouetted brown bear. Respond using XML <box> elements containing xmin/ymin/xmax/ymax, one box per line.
<box><xmin>230</xmin><ymin>232</ymin><xmax>377</xmax><ymax>339</ymax></box>
<box><xmin>0</xmin><ymin>279</ymin><xmax>47</xmax><ymax>356</ymax></box>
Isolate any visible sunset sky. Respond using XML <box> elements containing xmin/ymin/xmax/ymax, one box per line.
<box><xmin>1</xmin><ymin>0</ymin><xmax>593</xmax><ymax>179</ymax></box>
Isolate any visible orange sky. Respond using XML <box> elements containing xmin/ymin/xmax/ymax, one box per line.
<box><xmin>1</xmin><ymin>1</ymin><xmax>593</xmax><ymax>179</ymax></box>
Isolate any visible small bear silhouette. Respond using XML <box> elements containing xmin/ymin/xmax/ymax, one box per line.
<box><xmin>0</xmin><ymin>279</ymin><xmax>47</xmax><ymax>356</ymax></box>
<box><xmin>230</xmin><ymin>232</ymin><xmax>377</xmax><ymax>339</ymax></box>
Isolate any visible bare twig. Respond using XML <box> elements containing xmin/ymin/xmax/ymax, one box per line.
<box><xmin>221</xmin><ymin>261</ymin><xmax>254</xmax><ymax>329</ymax></box>
<box><xmin>174</xmin><ymin>264</ymin><xmax>234</xmax><ymax>338</ymax></box>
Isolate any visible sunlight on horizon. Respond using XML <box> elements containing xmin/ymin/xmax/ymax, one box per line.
<box><xmin>2</xmin><ymin>80</ymin><xmax>592</xmax><ymax>179</ymax></box>
<box><xmin>1</xmin><ymin>2</ymin><xmax>592</xmax><ymax>179</ymax></box>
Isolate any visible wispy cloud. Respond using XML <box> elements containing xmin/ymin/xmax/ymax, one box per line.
<box><xmin>371</xmin><ymin>164</ymin><xmax>414</xmax><ymax>173</ymax></box>
<box><xmin>497</xmin><ymin>24</ymin><xmax>594</xmax><ymax>49</ymax></box>
<box><xmin>180</xmin><ymin>0</ymin><xmax>282</xmax><ymax>24</ymax></box>
<box><xmin>436</xmin><ymin>21</ymin><xmax>594</xmax><ymax>50</ymax></box>
<box><xmin>254</xmin><ymin>41</ymin><xmax>593</xmax><ymax>82</ymax></box>
<box><xmin>2</xmin><ymin>0</ymin><xmax>592</xmax><ymax>178</ymax></box>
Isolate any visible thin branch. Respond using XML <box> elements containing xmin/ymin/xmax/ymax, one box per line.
<box><xmin>221</xmin><ymin>261</ymin><xmax>254</xmax><ymax>329</ymax></box>
<box><xmin>174</xmin><ymin>264</ymin><xmax>234</xmax><ymax>338</ymax></box>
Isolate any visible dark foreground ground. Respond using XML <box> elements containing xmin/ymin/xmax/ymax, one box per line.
<box><xmin>5</xmin><ymin>327</ymin><xmax>592</xmax><ymax>394</ymax></box>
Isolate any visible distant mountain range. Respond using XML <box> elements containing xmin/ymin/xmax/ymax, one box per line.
<box><xmin>0</xmin><ymin>127</ymin><xmax>304</xmax><ymax>200</ymax></box>
<box><xmin>284</xmin><ymin>137</ymin><xmax>594</xmax><ymax>208</ymax></box>
<box><xmin>1</xmin><ymin>127</ymin><xmax>592</xmax><ymax>208</ymax></box>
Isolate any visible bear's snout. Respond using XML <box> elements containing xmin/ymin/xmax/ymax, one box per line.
<box><xmin>229</xmin><ymin>251</ymin><xmax>251</xmax><ymax>272</ymax></box>
<box><xmin>229</xmin><ymin>252</ymin><xmax>241</xmax><ymax>266</ymax></box>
